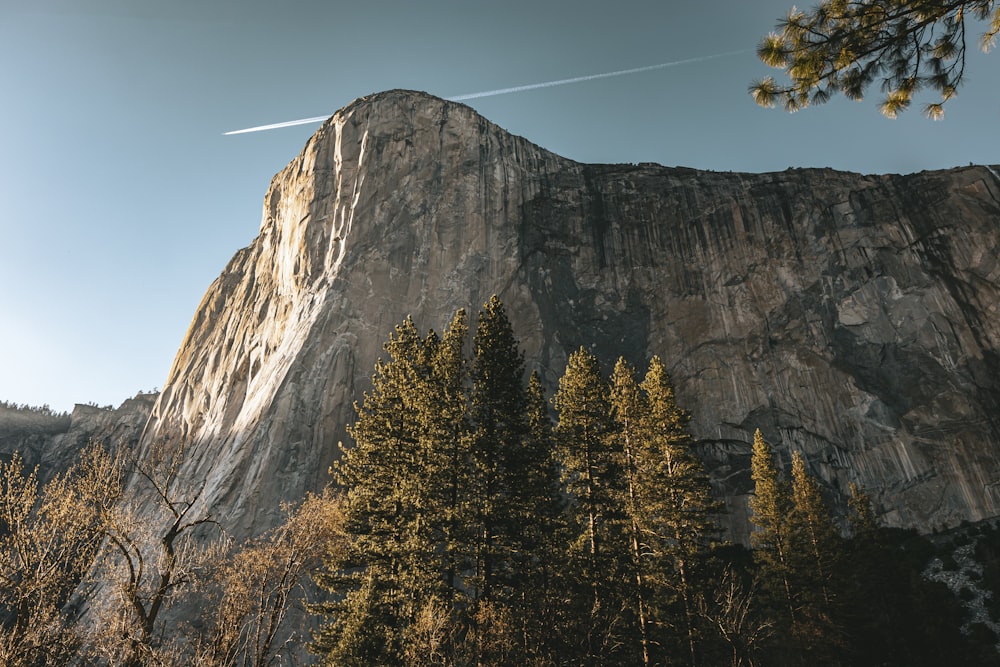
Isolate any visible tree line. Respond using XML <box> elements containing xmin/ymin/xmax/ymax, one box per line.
<box><xmin>309</xmin><ymin>296</ymin><xmax>999</xmax><ymax>666</ymax></box>
<box><xmin>2</xmin><ymin>295</ymin><xmax>998</xmax><ymax>665</ymax></box>
<box><xmin>0</xmin><ymin>401</ymin><xmax>67</xmax><ymax>416</ymax></box>
<box><xmin>310</xmin><ymin>296</ymin><xmax>718</xmax><ymax>665</ymax></box>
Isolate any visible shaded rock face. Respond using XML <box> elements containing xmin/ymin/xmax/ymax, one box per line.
<box><xmin>143</xmin><ymin>90</ymin><xmax>1000</xmax><ymax>543</ymax></box>
<box><xmin>0</xmin><ymin>395</ymin><xmax>156</xmax><ymax>482</ymax></box>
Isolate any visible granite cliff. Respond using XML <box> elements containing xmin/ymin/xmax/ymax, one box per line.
<box><xmin>136</xmin><ymin>89</ymin><xmax>999</xmax><ymax>545</ymax></box>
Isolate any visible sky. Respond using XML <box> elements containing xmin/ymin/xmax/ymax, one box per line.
<box><xmin>1</xmin><ymin>1</ymin><xmax>998</xmax><ymax>413</ymax></box>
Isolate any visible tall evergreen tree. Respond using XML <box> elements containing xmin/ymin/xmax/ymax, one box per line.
<box><xmin>469</xmin><ymin>295</ymin><xmax>528</xmax><ymax>605</ymax></box>
<box><xmin>846</xmin><ymin>481</ymin><xmax>877</xmax><ymax>539</ymax></box>
<box><xmin>519</xmin><ymin>370</ymin><xmax>567</xmax><ymax>663</ymax></box>
<box><xmin>314</xmin><ymin>301</ymin><xmax>563</xmax><ymax>666</ymax></box>
<box><xmin>424</xmin><ymin>309</ymin><xmax>472</xmax><ymax>605</ymax></box>
<box><xmin>467</xmin><ymin>296</ymin><xmax>562</xmax><ymax>663</ymax></box>
<box><xmin>313</xmin><ymin>315</ymin><xmax>467</xmax><ymax>665</ymax></box>
<box><xmin>788</xmin><ymin>451</ymin><xmax>839</xmax><ymax>608</ymax></box>
<box><xmin>636</xmin><ymin>355</ymin><xmax>718</xmax><ymax>667</ymax></box>
<box><xmin>553</xmin><ymin>347</ymin><xmax>629</xmax><ymax>665</ymax></box>
<box><xmin>523</xmin><ymin>370</ymin><xmax>564</xmax><ymax>543</ymax></box>
<box><xmin>787</xmin><ymin>451</ymin><xmax>843</xmax><ymax>661</ymax></box>
<box><xmin>748</xmin><ymin>430</ymin><xmax>796</xmax><ymax>626</ymax></box>
<box><xmin>609</xmin><ymin>358</ymin><xmax>652</xmax><ymax>667</ymax></box>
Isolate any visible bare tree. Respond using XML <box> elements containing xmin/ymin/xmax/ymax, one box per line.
<box><xmin>0</xmin><ymin>444</ymin><xmax>124</xmax><ymax>665</ymax></box>
<box><xmin>401</xmin><ymin>595</ymin><xmax>456</xmax><ymax>667</ymax></box>
<box><xmin>200</xmin><ymin>487</ymin><xmax>346</xmax><ymax>667</ymax></box>
<box><xmin>86</xmin><ymin>438</ymin><xmax>223</xmax><ymax>666</ymax></box>
<box><xmin>697</xmin><ymin>567</ymin><xmax>773</xmax><ymax>667</ymax></box>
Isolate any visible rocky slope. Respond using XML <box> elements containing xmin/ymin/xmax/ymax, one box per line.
<box><xmin>0</xmin><ymin>395</ymin><xmax>156</xmax><ymax>482</ymax></box>
<box><xmin>140</xmin><ymin>89</ymin><xmax>1000</xmax><ymax>544</ymax></box>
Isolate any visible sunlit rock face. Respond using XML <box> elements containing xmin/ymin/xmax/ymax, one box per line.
<box><xmin>142</xmin><ymin>89</ymin><xmax>1000</xmax><ymax>542</ymax></box>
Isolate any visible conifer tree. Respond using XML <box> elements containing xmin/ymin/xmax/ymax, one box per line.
<box><xmin>609</xmin><ymin>357</ymin><xmax>652</xmax><ymax>667</ymax></box>
<box><xmin>469</xmin><ymin>296</ymin><xmax>528</xmax><ymax>606</ymax></box>
<box><xmin>423</xmin><ymin>309</ymin><xmax>472</xmax><ymax>605</ymax></box>
<box><xmin>788</xmin><ymin>451</ymin><xmax>839</xmax><ymax>608</ymax></box>
<box><xmin>748</xmin><ymin>430</ymin><xmax>796</xmax><ymax>625</ymax></box>
<box><xmin>467</xmin><ymin>296</ymin><xmax>561</xmax><ymax>662</ymax></box>
<box><xmin>313</xmin><ymin>316</ymin><xmax>450</xmax><ymax>664</ymax></box>
<box><xmin>523</xmin><ymin>370</ymin><xmax>563</xmax><ymax>541</ymax></box>
<box><xmin>846</xmin><ymin>481</ymin><xmax>877</xmax><ymax>539</ymax></box>
<box><xmin>553</xmin><ymin>347</ymin><xmax>629</xmax><ymax>665</ymax></box>
<box><xmin>636</xmin><ymin>355</ymin><xmax>717</xmax><ymax>667</ymax></box>
<box><xmin>751</xmin><ymin>0</ymin><xmax>1000</xmax><ymax>118</ymax></box>
<box><xmin>314</xmin><ymin>302</ymin><xmax>559</xmax><ymax>665</ymax></box>
<box><xmin>519</xmin><ymin>370</ymin><xmax>566</xmax><ymax>662</ymax></box>
<box><xmin>554</xmin><ymin>348</ymin><xmax>619</xmax><ymax>563</ymax></box>
<box><xmin>787</xmin><ymin>451</ymin><xmax>843</xmax><ymax>661</ymax></box>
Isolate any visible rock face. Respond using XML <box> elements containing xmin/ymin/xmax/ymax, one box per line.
<box><xmin>0</xmin><ymin>395</ymin><xmax>156</xmax><ymax>482</ymax></box>
<box><xmin>142</xmin><ymin>90</ymin><xmax>1000</xmax><ymax>544</ymax></box>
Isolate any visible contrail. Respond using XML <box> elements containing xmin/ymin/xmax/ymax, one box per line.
<box><xmin>224</xmin><ymin>115</ymin><xmax>331</xmax><ymax>135</ymax></box>
<box><xmin>223</xmin><ymin>50</ymin><xmax>746</xmax><ymax>135</ymax></box>
<box><xmin>449</xmin><ymin>49</ymin><xmax>746</xmax><ymax>101</ymax></box>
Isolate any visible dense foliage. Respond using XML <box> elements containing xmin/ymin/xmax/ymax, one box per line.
<box><xmin>310</xmin><ymin>298</ymin><xmax>1000</xmax><ymax>666</ymax></box>
<box><xmin>751</xmin><ymin>0</ymin><xmax>1000</xmax><ymax>118</ymax></box>
<box><xmin>0</xmin><ymin>401</ymin><xmax>68</xmax><ymax>417</ymax></box>
<box><xmin>310</xmin><ymin>300</ymin><xmax>725</xmax><ymax>665</ymax></box>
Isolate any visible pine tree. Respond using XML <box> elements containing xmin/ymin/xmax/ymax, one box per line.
<box><xmin>313</xmin><ymin>315</ymin><xmax>461</xmax><ymax>664</ymax></box>
<box><xmin>314</xmin><ymin>301</ymin><xmax>561</xmax><ymax>665</ymax></box>
<box><xmin>609</xmin><ymin>357</ymin><xmax>653</xmax><ymax>667</ymax></box>
<box><xmin>788</xmin><ymin>451</ymin><xmax>839</xmax><ymax>608</ymax></box>
<box><xmin>523</xmin><ymin>370</ymin><xmax>563</xmax><ymax>542</ymax></box>
<box><xmin>787</xmin><ymin>451</ymin><xmax>843</xmax><ymax>661</ymax></box>
<box><xmin>554</xmin><ymin>348</ymin><xmax>618</xmax><ymax>564</ymax></box>
<box><xmin>469</xmin><ymin>295</ymin><xmax>528</xmax><ymax>606</ymax></box>
<box><xmin>553</xmin><ymin>347</ymin><xmax>628</xmax><ymax>665</ymax></box>
<box><xmin>424</xmin><ymin>309</ymin><xmax>472</xmax><ymax>607</ymax></box>
<box><xmin>748</xmin><ymin>429</ymin><xmax>796</xmax><ymax>625</ymax></box>
<box><xmin>636</xmin><ymin>355</ymin><xmax>717</xmax><ymax>667</ymax></box>
<box><xmin>751</xmin><ymin>1</ymin><xmax>1000</xmax><ymax>118</ymax></box>
<box><xmin>519</xmin><ymin>370</ymin><xmax>566</xmax><ymax>663</ymax></box>
<box><xmin>846</xmin><ymin>481</ymin><xmax>877</xmax><ymax>539</ymax></box>
<box><xmin>467</xmin><ymin>296</ymin><xmax>562</xmax><ymax>663</ymax></box>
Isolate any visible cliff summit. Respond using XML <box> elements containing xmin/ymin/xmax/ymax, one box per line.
<box><xmin>128</xmin><ymin>89</ymin><xmax>1000</xmax><ymax>545</ymax></box>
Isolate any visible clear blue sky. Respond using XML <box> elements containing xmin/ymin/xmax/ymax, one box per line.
<box><xmin>2</xmin><ymin>1</ymin><xmax>998</xmax><ymax>412</ymax></box>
